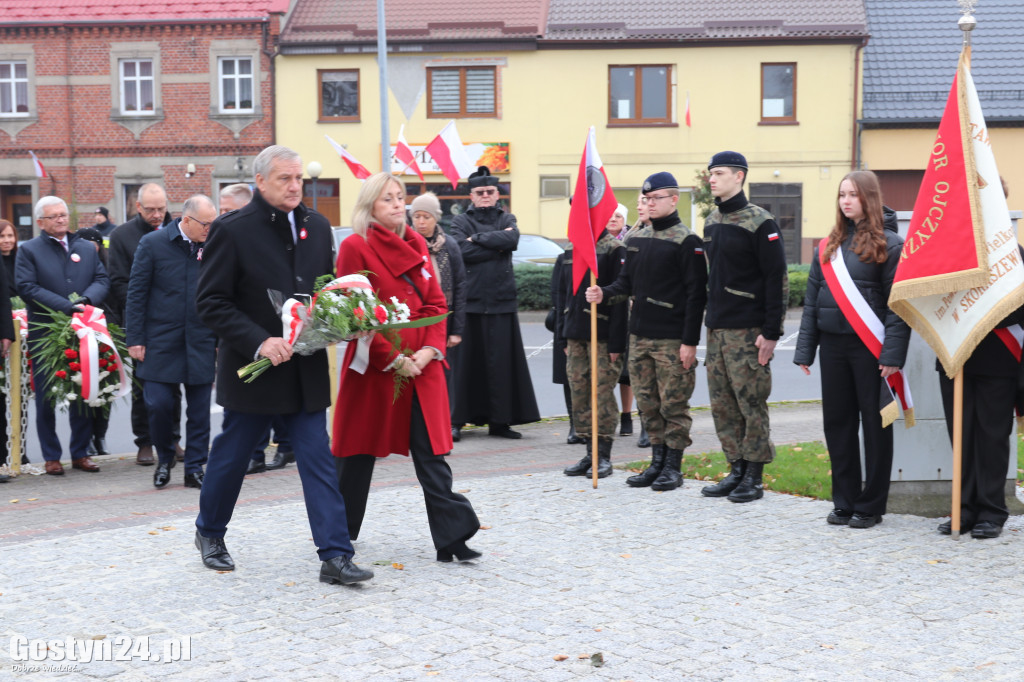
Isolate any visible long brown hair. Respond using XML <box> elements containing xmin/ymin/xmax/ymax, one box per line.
<box><xmin>823</xmin><ymin>170</ymin><xmax>887</xmax><ymax>264</ymax></box>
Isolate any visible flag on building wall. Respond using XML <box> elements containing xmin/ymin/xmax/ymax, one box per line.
<box><xmin>425</xmin><ymin>121</ymin><xmax>475</xmax><ymax>189</ymax></box>
<box><xmin>29</xmin><ymin>151</ymin><xmax>47</xmax><ymax>179</ymax></box>
<box><xmin>685</xmin><ymin>92</ymin><xmax>691</xmax><ymax>128</ymax></box>
<box><xmin>567</xmin><ymin>127</ymin><xmax>617</xmax><ymax>293</ymax></box>
<box><xmin>324</xmin><ymin>135</ymin><xmax>371</xmax><ymax>180</ymax></box>
<box><xmin>889</xmin><ymin>51</ymin><xmax>1024</xmax><ymax>377</ymax></box>
<box><xmin>394</xmin><ymin>126</ymin><xmax>424</xmax><ymax>182</ymax></box>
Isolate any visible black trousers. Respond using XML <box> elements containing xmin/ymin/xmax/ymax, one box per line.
<box><xmin>336</xmin><ymin>394</ymin><xmax>479</xmax><ymax>550</ymax></box>
<box><xmin>131</xmin><ymin>378</ymin><xmax>181</xmax><ymax>447</ymax></box>
<box><xmin>939</xmin><ymin>370</ymin><xmax>1015</xmax><ymax>526</ymax></box>
<box><xmin>819</xmin><ymin>333</ymin><xmax>893</xmax><ymax>516</ymax></box>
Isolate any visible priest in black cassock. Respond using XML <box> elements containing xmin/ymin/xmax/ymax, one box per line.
<box><xmin>449</xmin><ymin>167</ymin><xmax>540</xmax><ymax>440</ymax></box>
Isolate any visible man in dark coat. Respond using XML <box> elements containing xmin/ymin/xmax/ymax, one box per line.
<box><xmin>15</xmin><ymin>196</ymin><xmax>109</xmax><ymax>475</ymax></box>
<box><xmin>93</xmin><ymin>207</ymin><xmax>116</xmax><ymax>243</ymax></box>
<box><xmin>449</xmin><ymin>166</ymin><xmax>540</xmax><ymax>439</ymax></box>
<box><xmin>193</xmin><ymin>145</ymin><xmax>371</xmax><ymax>585</ymax></box>
<box><xmin>126</xmin><ymin>195</ymin><xmax>218</xmax><ymax>491</ymax></box>
<box><xmin>108</xmin><ymin>183</ymin><xmax>175</xmax><ymax>466</ymax></box>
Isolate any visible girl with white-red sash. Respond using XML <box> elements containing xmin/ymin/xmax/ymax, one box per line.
<box><xmin>794</xmin><ymin>170</ymin><xmax>911</xmax><ymax>529</ymax></box>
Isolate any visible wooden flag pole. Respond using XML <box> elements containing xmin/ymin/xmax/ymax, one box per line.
<box><xmin>951</xmin><ymin>369</ymin><xmax>964</xmax><ymax>540</ymax></box>
<box><xmin>9</xmin><ymin>318</ymin><xmax>22</xmax><ymax>476</ymax></box>
<box><xmin>590</xmin><ymin>271</ymin><xmax>599</xmax><ymax>489</ymax></box>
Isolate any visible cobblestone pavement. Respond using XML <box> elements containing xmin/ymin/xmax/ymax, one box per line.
<box><xmin>2</xmin><ymin>403</ymin><xmax>1023</xmax><ymax>681</ymax></box>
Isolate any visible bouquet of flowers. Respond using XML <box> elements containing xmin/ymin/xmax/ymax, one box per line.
<box><xmin>30</xmin><ymin>304</ymin><xmax>132</xmax><ymax>413</ymax></box>
<box><xmin>237</xmin><ymin>273</ymin><xmax>448</xmax><ymax>385</ymax></box>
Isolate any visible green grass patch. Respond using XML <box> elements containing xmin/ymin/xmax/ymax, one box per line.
<box><xmin>623</xmin><ymin>441</ymin><xmax>833</xmax><ymax>500</ymax></box>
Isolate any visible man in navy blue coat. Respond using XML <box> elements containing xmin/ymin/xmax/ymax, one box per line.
<box><xmin>126</xmin><ymin>195</ymin><xmax>218</xmax><ymax>490</ymax></box>
<box><xmin>15</xmin><ymin>196</ymin><xmax>110</xmax><ymax>475</ymax></box>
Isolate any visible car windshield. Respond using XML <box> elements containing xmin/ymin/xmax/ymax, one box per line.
<box><xmin>517</xmin><ymin>235</ymin><xmax>564</xmax><ymax>256</ymax></box>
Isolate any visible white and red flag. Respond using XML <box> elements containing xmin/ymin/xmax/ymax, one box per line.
<box><xmin>324</xmin><ymin>135</ymin><xmax>371</xmax><ymax>180</ymax></box>
<box><xmin>29</xmin><ymin>150</ymin><xmax>47</xmax><ymax>179</ymax></box>
<box><xmin>425</xmin><ymin>121</ymin><xmax>475</xmax><ymax>189</ymax></box>
<box><xmin>394</xmin><ymin>125</ymin><xmax>424</xmax><ymax>182</ymax></box>
<box><xmin>888</xmin><ymin>51</ymin><xmax>1024</xmax><ymax>377</ymax></box>
<box><xmin>684</xmin><ymin>92</ymin><xmax>692</xmax><ymax>128</ymax></box>
<box><xmin>567</xmin><ymin>126</ymin><xmax>617</xmax><ymax>293</ymax></box>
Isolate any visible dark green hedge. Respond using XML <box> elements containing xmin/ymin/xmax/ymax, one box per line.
<box><xmin>787</xmin><ymin>264</ymin><xmax>810</xmax><ymax>308</ymax></box>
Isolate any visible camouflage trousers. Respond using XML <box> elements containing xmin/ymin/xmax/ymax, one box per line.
<box><xmin>705</xmin><ymin>328</ymin><xmax>776</xmax><ymax>463</ymax></box>
<box><xmin>628</xmin><ymin>336</ymin><xmax>694</xmax><ymax>451</ymax></box>
<box><xmin>566</xmin><ymin>339</ymin><xmax>624</xmax><ymax>441</ymax></box>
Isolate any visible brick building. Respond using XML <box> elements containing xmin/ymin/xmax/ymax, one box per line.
<box><xmin>0</xmin><ymin>0</ymin><xmax>287</xmax><ymax>238</ymax></box>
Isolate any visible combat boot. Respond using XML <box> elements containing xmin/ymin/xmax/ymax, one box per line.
<box><xmin>566</xmin><ymin>417</ymin><xmax>583</xmax><ymax>445</ymax></box>
<box><xmin>636</xmin><ymin>410</ymin><xmax>651</xmax><ymax>448</ymax></box>
<box><xmin>563</xmin><ymin>441</ymin><xmax>592</xmax><ymax>476</ymax></box>
<box><xmin>626</xmin><ymin>443</ymin><xmax>665</xmax><ymax>487</ymax></box>
<box><xmin>701</xmin><ymin>459</ymin><xmax>747</xmax><ymax>498</ymax></box>
<box><xmin>651</xmin><ymin>447</ymin><xmax>684</xmax><ymax>491</ymax></box>
<box><xmin>728</xmin><ymin>461</ymin><xmax>765</xmax><ymax>503</ymax></box>
<box><xmin>596</xmin><ymin>438</ymin><xmax>613</xmax><ymax>478</ymax></box>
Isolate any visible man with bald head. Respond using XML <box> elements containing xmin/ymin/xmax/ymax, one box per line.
<box><xmin>109</xmin><ymin>183</ymin><xmax>176</xmax><ymax>465</ymax></box>
<box><xmin>126</xmin><ymin>195</ymin><xmax>218</xmax><ymax>489</ymax></box>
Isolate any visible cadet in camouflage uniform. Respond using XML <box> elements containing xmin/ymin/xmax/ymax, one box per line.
<box><xmin>586</xmin><ymin>172</ymin><xmax>708</xmax><ymax>491</ymax></box>
<box><xmin>700</xmin><ymin>151</ymin><xmax>788</xmax><ymax>503</ymax></box>
<box><xmin>557</xmin><ymin>230</ymin><xmax>628</xmax><ymax>478</ymax></box>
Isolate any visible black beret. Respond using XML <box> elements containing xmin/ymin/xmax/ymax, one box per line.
<box><xmin>468</xmin><ymin>166</ymin><xmax>499</xmax><ymax>189</ymax></box>
<box><xmin>708</xmin><ymin>151</ymin><xmax>748</xmax><ymax>171</ymax></box>
<box><xmin>641</xmin><ymin>171</ymin><xmax>678</xmax><ymax>194</ymax></box>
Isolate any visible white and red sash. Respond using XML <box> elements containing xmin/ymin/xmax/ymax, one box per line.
<box><xmin>992</xmin><ymin>324</ymin><xmax>1024</xmax><ymax>423</ymax></box>
<box><xmin>70</xmin><ymin>305</ymin><xmax>130</xmax><ymax>403</ymax></box>
<box><xmin>819</xmin><ymin>238</ymin><xmax>914</xmax><ymax>428</ymax></box>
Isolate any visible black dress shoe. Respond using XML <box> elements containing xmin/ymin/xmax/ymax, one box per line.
<box><xmin>488</xmin><ymin>424</ymin><xmax>522</xmax><ymax>439</ymax></box>
<box><xmin>265</xmin><ymin>450</ymin><xmax>294</xmax><ymax>470</ymax></box>
<box><xmin>93</xmin><ymin>437</ymin><xmax>111</xmax><ymax>457</ymax></box>
<box><xmin>195</xmin><ymin>531</ymin><xmax>234</xmax><ymax>571</ymax></box>
<box><xmin>848</xmin><ymin>513</ymin><xmax>883</xmax><ymax>529</ymax></box>
<box><xmin>86</xmin><ymin>441</ymin><xmax>97</xmax><ymax>457</ymax></box>
<box><xmin>184</xmin><ymin>471</ymin><xmax>204</xmax><ymax>489</ymax></box>
<box><xmin>827</xmin><ymin>509</ymin><xmax>853</xmax><ymax>525</ymax></box>
<box><xmin>937</xmin><ymin>519</ymin><xmax>974</xmax><ymax>535</ymax></box>
<box><xmin>153</xmin><ymin>463</ymin><xmax>172</xmax><ymax>489</ymax></box>
<box><xmin>320</xmin><ymin>555</ymin><xmax>373</xmax><ymax>584</ymax></box>
<box><xmin>971</xmin><ymin>521</ymin><xmax>1003</xmax><ymax>539</ymax></box>
<box><xmin>451</xmin><ymin>426</ymin><xmax>461</xmax><ymax>443</ymax></box>
<box><xmin>619</xmin><ymin>412</ymin><xmax>633</xmax><ymax>436</ymax></box>
<box><xmin>436</xmin><ymin>541</ymin><xmax>482</xmax><ymax>563</ymax></box>
<box><xmin>246</xmin><ymin>456</ymin><xmax>267</xmax><ymax>475</ymax></box>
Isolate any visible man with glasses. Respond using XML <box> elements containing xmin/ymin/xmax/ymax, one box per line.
<box><xmin>15</xmin><ymin>196</ymin><xmax>110</xmax><ymax>475</ymax></box>
<box><xmin>586</xmin><ymin>172</ymin><xmax>707</xmax><ymax>491</ymax></box>
<box><xmin>109</xmin><ymin>183</ymin><xmax>180</xmax><ymax>466</ymax></box>
<box><xmin>699</xmin><ymin>151</ymin><xmax>788</xmax><ymax>504</ymax></box>
<box><xmin>449</xmin><ymin>166</ymin><xmax>540</xmax><ymax>440</ymax></box>
<box><xmin>125</xmin><ymin>195</ymin><xmax>218</xmax><ymax>490</ymax></box>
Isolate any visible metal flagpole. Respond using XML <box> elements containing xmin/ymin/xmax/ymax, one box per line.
<box><xmin>377</xmin><ymin>0</ymin><xmax>390</xmax><ymax>172</ymax></box>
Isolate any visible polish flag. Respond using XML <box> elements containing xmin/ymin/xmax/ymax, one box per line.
<box><xmin>394</xmin><ymin>125</ymin><xmax>424</xmax><ymax>182</ymax></box>
<box><xmin>685</xmin><ymin>92</ymin><xmax>692</xmax><ymax>128</ymax></box>
<box><xmin>29</xmin><ymin>151</ymin><xmax>47</xmax><ymax>179</ymax></box>
<box><xmin>425</xmin><ymin>121</ymin><xmax>475</xmax><ymax>189</ymax></box>
<box><xmin>324</xmin><ymin>135</ymin><xmax>371</xmax><ymax>180</ymax></box>
<box><xmin>567</xmin><ymin>127</ymin><xmax>617</xmax><ymax>293</ymax></box>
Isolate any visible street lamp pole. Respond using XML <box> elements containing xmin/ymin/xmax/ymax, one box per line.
<box><xmin>307</xmin><ymin>161</ymin><xmax>323</xmax><ymax>212</ymax></box>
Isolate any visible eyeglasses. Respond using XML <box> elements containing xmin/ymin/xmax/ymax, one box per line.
<box><xmin>139</xmin><ymin>206</ymin><xmax>166</xmax><ymax>215</ymax></box>
<box><xmin>185</xmin><ymin>215</ymin><xmax>212</xmax><ymax>228</ymax></box>
<box><xmin>40</xmin><ymin>213</ymin><xmax>69</xmax><ymax>221</ymax></box>
<box><xmin>471</xmin><ymin>189</ymin><xmax>497</xmax><ymax>197</ymax></box>
<box><xmin>640</xmin><ymin>194</ymin><xmax>673</xmax><ymax>204</ymax></box>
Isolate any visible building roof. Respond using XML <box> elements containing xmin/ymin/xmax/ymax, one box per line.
<box><xmin>862</xmin><ymin>0</ymin><xmax>1024</xmax><ymax>124</ymax></box>
<box><xmin>0</xmin><ymin>0</ymin><xmax>289</xmax><ymax>25</ymax></box>
<box><xmin>544</xmin><ymin>0</ymin><xmax>867</xmax><ymax>42</ymax></box>
<box><xmin>280</xmin><ymin>0</ymin><xmax>546</xmax><ymax>50</ymax></box>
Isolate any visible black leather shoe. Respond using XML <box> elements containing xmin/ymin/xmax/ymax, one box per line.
<box><xmin>488</xmin><ymin>424</ymin><xmax>522</xmax><ymax>439</ymax></box>
<box><xmin>320</xmin><ymin>555</ymin><xmax>374</xmax><ymax>584</ymax></box>
<box><xmin>436</xmin><ymin>541</ymin><xmax>482</xmax><ymax>563</ymax></box>
<box><xmin>153</xmin><ymin>463</ymin><xmax>172</xmax><ymax>489</ymax></box>
<box><xmin>246</xmin><ymin>456</ymin><xmax>267</xmax><ymax>475</ymax></box>
<box><xmin>827</xmin><ymin>509</ymin><xmax>853</xmax><ymax>525</ymax></box>
<box><xmin>265</xmin><ymin>450</ymin><xmax>294</xmax><ymax>470</ymax></box>
<box><xmin>619</xmin><ymin>412</ymin><xmax>633</xmax><ymax>436</ymax></box>
<box><xmin>451</xmin><ymin>426</ymin><xmax>461</xmax><ymax>443</ymax></box>
<box><xmin>86</xmin><ymin>441</ymin><xmax>97</xmax><ymax>457</ymax></box>
<box><xmin>93</xmin><ymin>436</ymin><xmax>111</xmax><ymax>457</ymax></box>
<box><xmin>195</xmin><ymin>531</ymin><xmax>234</xmax><ymax>571</ymax></box>
<box><xmin>848</xmin><ymin>513</ymin><xmax>883</xmax><ymax>529</ymax></box>
<box><xmin>937</xmin><ymin>519</ymin><xmax>974</xmax><ymax>535</ymax></box>
<box><xmin>566</xmin><ymin>421</ymin><xmax>583</xmax><ymax>445</ymax></box>
<box><xmin>184</xmin><ymin>471</ymin><xmax>204</xmax><ymax>489</ymax></box>
<box><xmin>971</xmin><ymin>521</ymin><xmax>1002</xmax><ymax>539</ymax></box>
<box><xmin>563</xmin><ymin>453</ymin><xmax>591</xmax><ymax>477</ymax></box>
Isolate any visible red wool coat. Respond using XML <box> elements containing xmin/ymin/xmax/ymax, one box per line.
<box><xmin>331</xmin><ymin>224</ymin><xmax>453</xmax><ymax>458</ymax></box>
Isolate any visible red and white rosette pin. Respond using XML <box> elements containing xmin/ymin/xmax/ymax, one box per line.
<box><xmin>70</xmin><ymin>305</ymin><xmax>130</xmax><ymax>402</ymax></box>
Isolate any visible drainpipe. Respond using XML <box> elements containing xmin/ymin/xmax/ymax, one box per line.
<box><xmin>851</xmin><ymin>37</ymin><xmax>867</xmax><ymax>170</ymax></box>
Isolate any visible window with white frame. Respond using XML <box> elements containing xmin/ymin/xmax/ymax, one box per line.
<box><xmin>0</xmin><ymin>61</ymin><xmax>29</xmax><ymax>116</ymax></box>
<box><xmin>219</xmin><ymin>57</ymin><xmax>254</xmax><ymax>113</ymax></box>
<box><xmin>120</xmin><ymin>59</ymin><xmax>155</xmax><ymax>115</ymax></box>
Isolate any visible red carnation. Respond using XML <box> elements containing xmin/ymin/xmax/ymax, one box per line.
<box><xmin>353</xmin><ymin>306</ymin><xmax>365</xmax><ymax>320</ymax></box>
<box><xmin>68</xmin><ymin>362</ymin><xmax>81</xmax><ymax>372</ymax></box>
<box><xmin>64</xmin><ymin>349</ymin><xmax>78</xmax><ymax>359</ymax></box>
<box><xmin>98</xmin><ymin>359</ymin><xmax>108</xmax><ymax>368</ymax></box>
<box><xmin>107</xmin><ymin>363</ymin><xmax>118</xmax><ymax>371</ymax></box>
<box><xmin>374</xmin><ymin>305</ymin><xmax>388</xmax><ymax>324</ymax></box>
<box><xmin>55</xmin><ymin>370</ymin><xmax>67</xmax><ymax>379</ymax></box>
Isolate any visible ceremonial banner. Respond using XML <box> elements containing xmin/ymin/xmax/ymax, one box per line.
<box><xmin>889</xmin><ymin>52</ymin><xmax>1024</xmax><ymax>377</ymax></box>
<box><xmin>566</xmin><ymin>127</ymin><xmax>617</xmax><ymax>293</ymax></box>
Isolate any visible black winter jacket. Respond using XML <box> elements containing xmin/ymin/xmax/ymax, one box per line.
<box><xmin>449</xmin><ymin>205</ymin><xmax>519</xmax><ymax>315</ymax></box>
<box><xmin>555</xmin><ymin>231</ymin><xmax>628</xmax><ymax>353</ymax></box>
<box><xmin>794</xmin><ymin>208</ymin><xmax>911</xmax><ymax>368</ymax></box>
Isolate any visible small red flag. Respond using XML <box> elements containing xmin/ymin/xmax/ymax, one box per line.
<box><xmin>567</xmin><ymin>127</ymin><xmax>617</xmax><ymax>293</ymax></box>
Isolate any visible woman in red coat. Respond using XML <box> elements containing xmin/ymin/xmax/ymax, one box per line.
<box><xmin>333</xmin><ymin>173</ymin><xmax>481</xmax><ymax>562</ymax></box>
